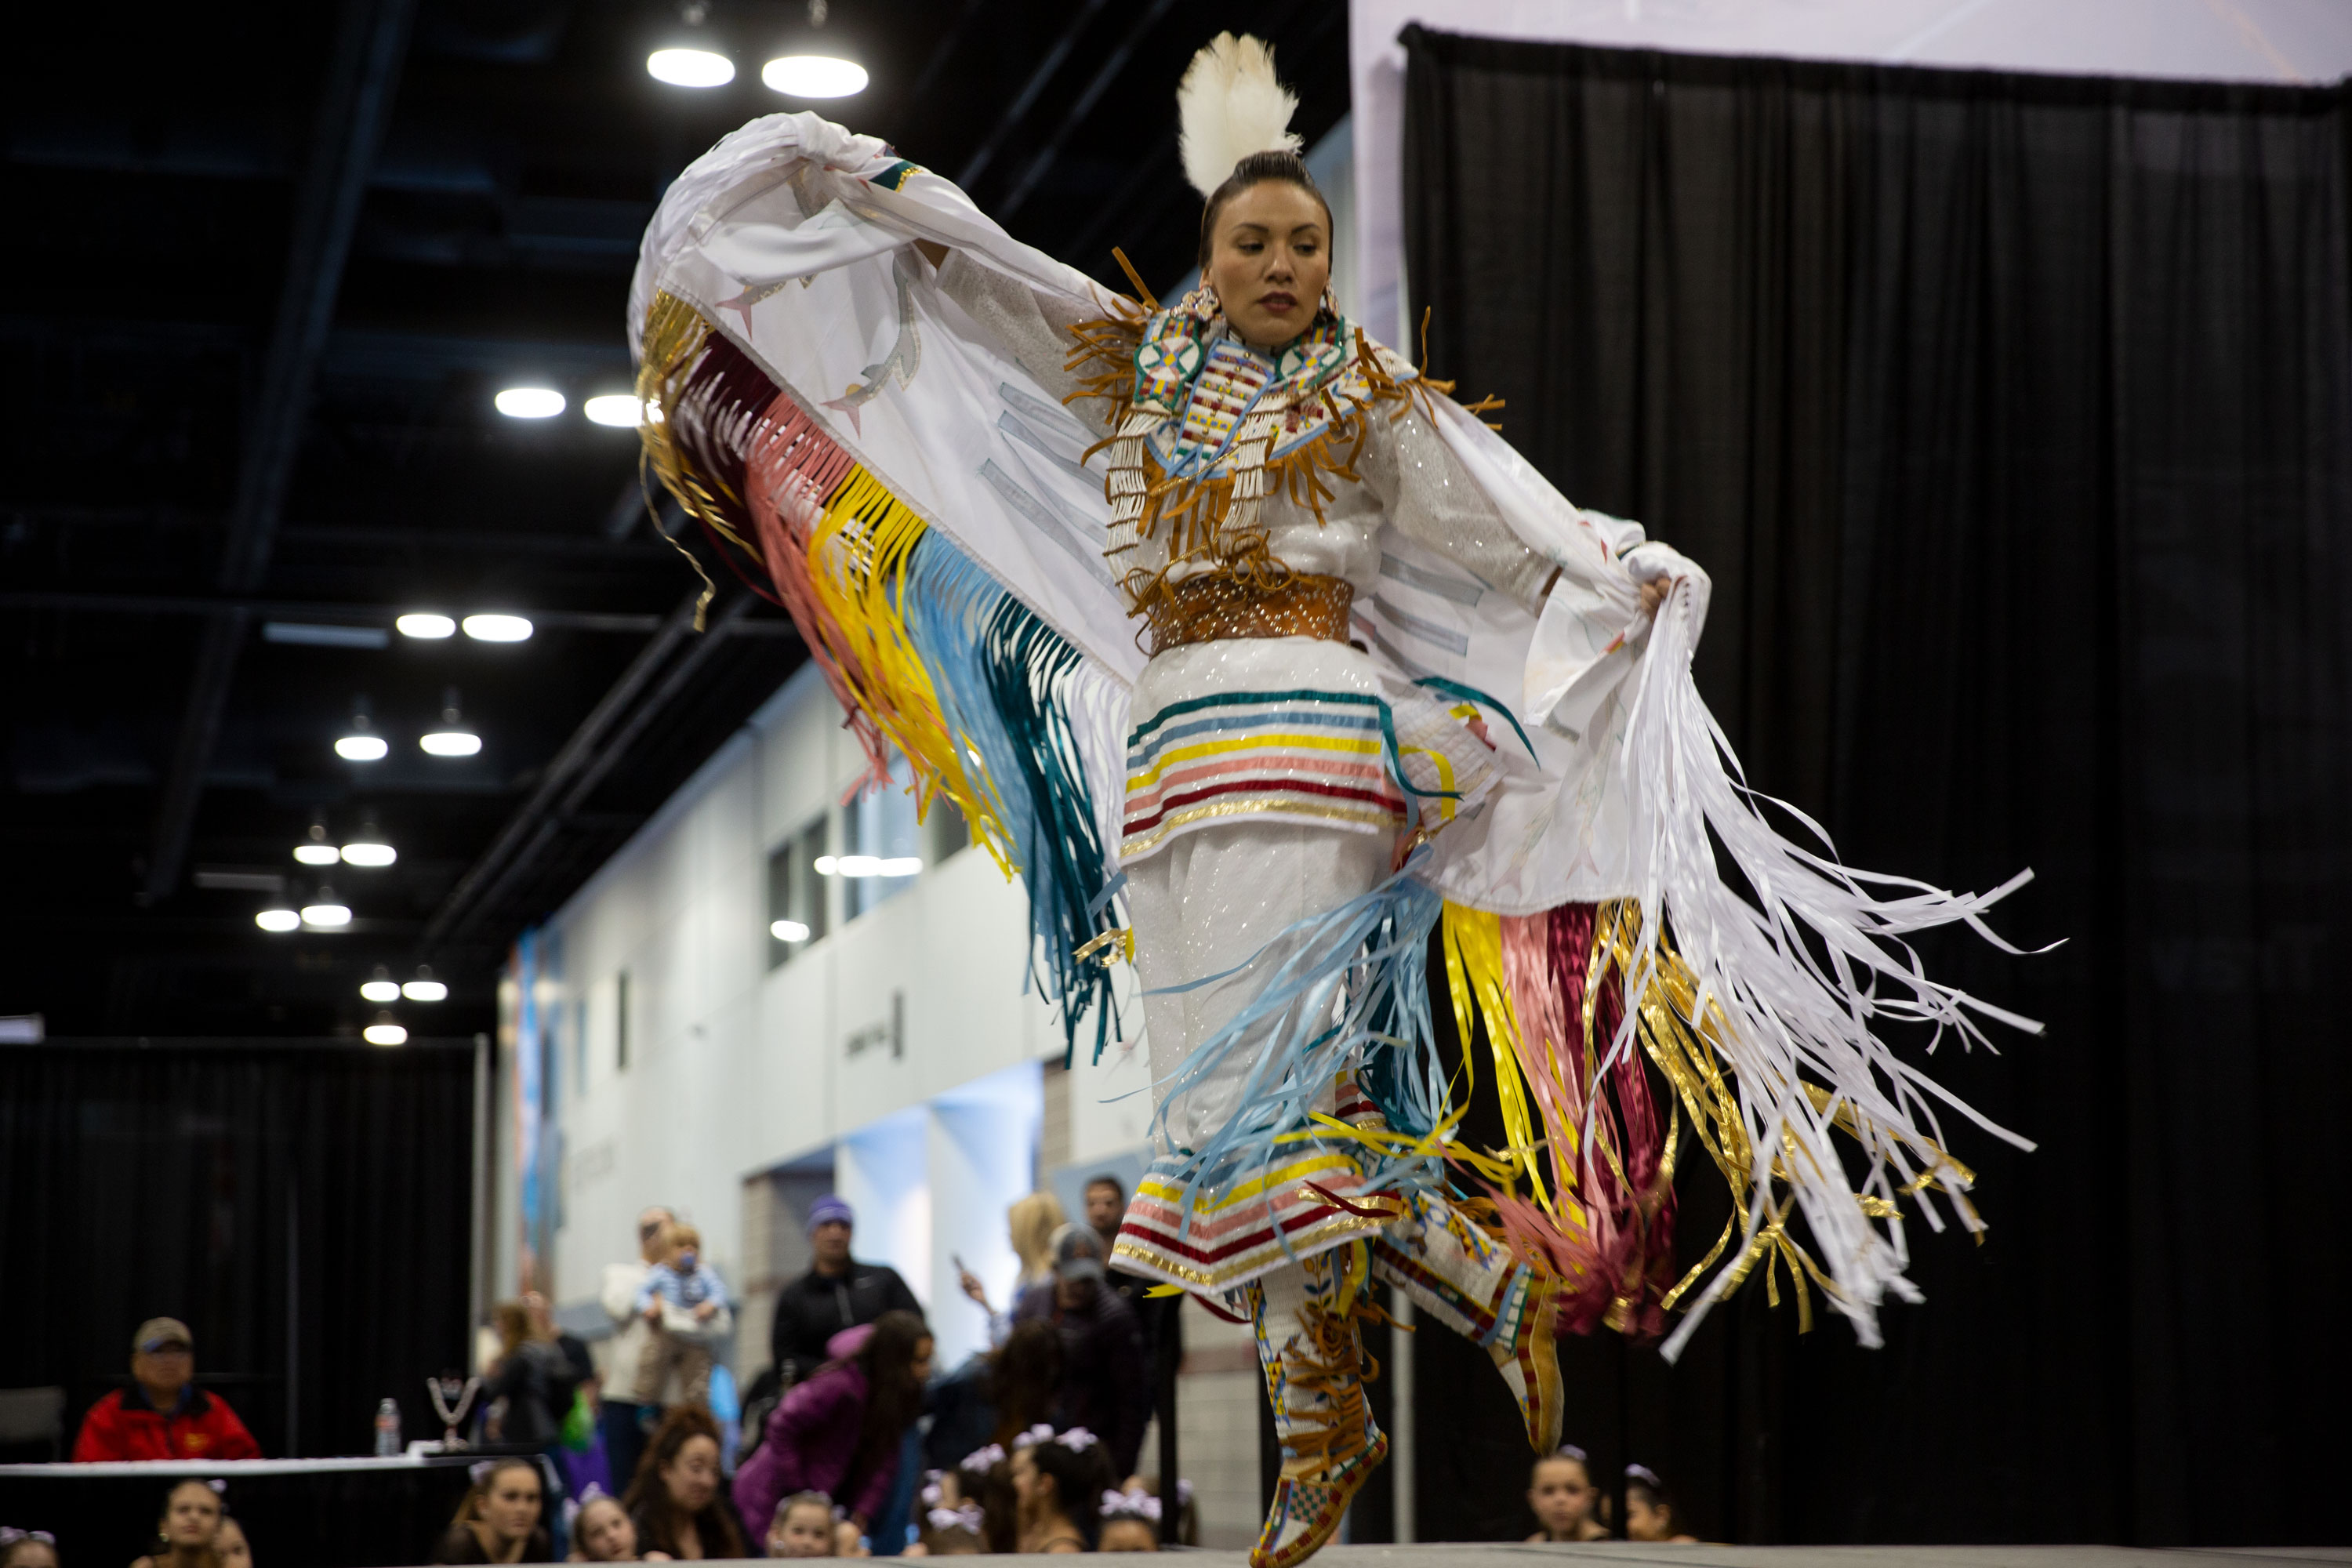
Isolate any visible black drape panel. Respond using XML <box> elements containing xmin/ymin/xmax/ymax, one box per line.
<box><xmin>1403</xmin><ymin>28</ymin><xmax>2352</xmax><ymax>1548</ymax></box>
<box><xmin>0</xmin><ymin>1044</ymin><xmax>478</xmax><ymax>1461</ymax></box>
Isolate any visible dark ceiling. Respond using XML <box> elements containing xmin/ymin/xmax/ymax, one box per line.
<box><xmin>2</xmin><ymin>0</ymin><xmax>1349</xmax><ymax>1042</ymax></box>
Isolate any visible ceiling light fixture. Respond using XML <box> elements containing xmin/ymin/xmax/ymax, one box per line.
<box><xmin>770</xmin><ymin>919</ymin><xmax>811</xmax><ymax>942</ymax></box>
<box><xmin>340</xmin><ymin>818</ymin><xmax>396</xmax><ymax>868</ymax></box>
<box><xmin>403</xmin><ymin>967</ymin><xmax>448</xmax><ymax>1003</ymax></box>
<box><xmin>296</xmin><ymin>820</ymin><xmax>340</xmax><ymax>866</ymax></box>
<box><xmin>364</xmin><ymin>1012</ymin><xmax>408</xmax><ymax>1047</ymax></box>
<box><xmin>813</xmin><ymin>855</ymin><xmax>838</xmax><ymax>876</ymax></box>
<box><xmin>584</xmin><ymin>394</ymin><xmax>645</xmax><ymax>427</ymax></box>
<box><xmin>300</xmin><ymin>887</ymin><xmax>353</xmax><ymax>928</ymax></box>
<box><xmin>255</xmin><ymin>906</ymin><xmax>301</xmax><ymax>933</ymax></box>
<box><xmin>335</xmin><ymin>704</ymin><xmax>387</xmax><ymax>762</ymax></box>
<box><xmin>361</xmin><ymin>965</ymin><xmax>402</xmax><ymax>1004</ymax></box>
<box><xmin>761</xmin><ymin>55</ymin><xmax>867</xmax><ymax>96</ymax></box>
<box><xmin>833</xmin><ymin>854</ymin><xmax>881</xmax><ymax>877</ymax></box>
<box><xmin>494</xmin><ymin>387</ymin><xmax>565</xmax><ymax>419</ymax></box>
<box><xmin>421</xmin><ymin>688</ymin><xmax>481</xmax><ymax>756</ymax></box>
<box><xmin>878</xmin><ymin>856</ymin><xmax>922</xmax><ymax>877</ymax></box>
<box><xmin>462</xmin><ymin>614</ymin><xmax>533</xmax><ymax>642</ymax></box>
<box><xmin>397</xmin><ymin>612</ymin><xmax>456</xmax><ymax>639</ymax></box>
<box><xmin>648</xmin><ymin>47</ymin><xmax>734</xmax><ymax>87</ymax></box>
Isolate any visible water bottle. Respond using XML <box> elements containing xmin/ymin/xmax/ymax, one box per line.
<box><xmin>374</xmin><ymin>1398</ymin><xmax>401</xmax><ymax>1457</ymax></box>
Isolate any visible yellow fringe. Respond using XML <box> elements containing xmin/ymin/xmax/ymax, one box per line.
<box><xmin>1439</xmin><ymin>903</ymin><xmax>1558</xmax><ymax>1221</ymax></box>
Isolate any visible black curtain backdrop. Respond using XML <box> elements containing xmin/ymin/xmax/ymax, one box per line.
<box><xmin>0</xmin><ymin>1044</ymin><xmax>479</xmax><ymax>1462</ymax></box>
<box><xmin>1400</xmin><ymin>27</ymin><xmax>2352</xmax><ymax>1548</ymax></box>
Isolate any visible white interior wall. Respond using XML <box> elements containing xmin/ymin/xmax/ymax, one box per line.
<box><xmin>1348</xmin><ymin>0</ymin><xmax>2352</xmax><ymax>344</ymax></box>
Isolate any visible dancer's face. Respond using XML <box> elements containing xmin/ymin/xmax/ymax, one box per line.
<box><xmin>1207</xmin><ymin>181</ymin><xmax>1330</xmax><ymax>351</ymax></box>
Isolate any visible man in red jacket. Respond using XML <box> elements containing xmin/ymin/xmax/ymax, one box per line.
<box><xmin>73</xmin><ymin>1318</ymin><xmax>262</xmax><ymax>1462</ymax></box>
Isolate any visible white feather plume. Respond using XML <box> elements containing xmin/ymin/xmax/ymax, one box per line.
<box><xmin>1177</xmin><ymin>33</ymin><xmax>1301</xmax><ymax>198</ymax></box>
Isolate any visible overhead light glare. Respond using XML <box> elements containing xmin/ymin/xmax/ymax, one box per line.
<box><xmin>300</xmin><ymin>900</ymin><xmax>352</xmax><ymax>928</ymax></box>
<box><xmin>813</xmin><ymin>855</ymin><xmax>838</xmax><ymax>876</ymax></box>
<box><xmin>878</xmin><ymin>856</ymin><xmax>922</xmax><ymax>877</ymax></box>
<box><xmin>295</xmin><ymin>844</ymin><xmax>341</xmax><ymax>866</ymax></box>
<box><xmin>648</xmin><ymin>47</ymin><xmax>735</xmax><ymax>87</ymax></box>
<box><xmin>340</xmin><ymin>840</ymin><xmax>397</xmax><ymax>868</ymax></box>
<box><xmin>403</xmin><ymin>978</ymin><xmax>448</xmax><ymax>1003</ymax></box>
<box><xmin>463</xmin><ymin>614</ymin><xmax>534</xmax><ymax>642</ymax></box>
<box><xmin>361</xmin><ymin>979</ymin><xmax>402</xmax><ymax>1003</ymax></box>
<box><xmin>421</xmin><ymin>730</ymin><xmax>482</xmax><ymax>756</ymax></box>
<box><xmin>495</xmin><ymin>387</ymin><xmax>565</xmax><ymax>419</ymax></box>
<box><xmin>585</xmin><ymin>394</ymin><xmax>646</xmax><ymax>427</ymax></box>
<box><xmin>364</xmin><ymin>1014</ymin><xmax>408</xmax><ymax>1047</ymax></box>
<box><xmin>771</xmin><ymin>919</ymin><xmax>811</xmax><ymax>942</ymax></box>
<box><xmin>834</xmin><ymin>854</ymin><xmax>882</xmax><ymax>877</ymax></box>
<box><xmin>397</xmin><ymin>613</ymin><xmax>456</xmax><ymax>639</ymax></box>
<box><xmin>335</xmin><ymin>734</ymin><xmax>389</xmax><ymax>762</ymax></box>
<box><xmin>762</xmin><ymin>55</ymin><xmax>867</xmax><ymax>97</ymax></box>
<box><xmin>255</xmin><ymin>908</ymin><xmax>301</xmax><ymax>933</ymax></box>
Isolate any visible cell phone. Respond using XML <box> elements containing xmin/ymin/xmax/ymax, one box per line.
<box><xmin>952</xmin><ymin>1253</ymin><xmax>968</xmax><ymax>1275</ymax></box>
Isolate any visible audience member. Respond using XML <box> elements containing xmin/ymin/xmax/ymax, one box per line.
<box><xmin>568</xmin><ymin>1489</ymin><xmax>669</xmax><ymax>1563</ymax></box>
<box><xmin>913</xmin><ymin>1477</ymin><xmax>983</xmax><ymax>1559</ymax></box>
<box><xmin>486</xmin><ymin>1301</ymin><xmax>572</xmax><ymax>1447</ymax></box>
<box><xmin>74</xmin><ymin>1320</ymin><xmax>260</xmax><ymax>1463</ymax></box>
<box><xmin>129</xmin><ymin>1478</ymin><xmax>223</xmax><ymax>1568</ymax></box>
<box><xmin>923</xmin><ymin>1317</ymin><xmax>1062</xmax><ymax>1472</ymax></box>
<box><xmin>625</xmin><ymin>1406</ymin><xmax>748</xmax><ymax>1561</ymax></box>
<box><xmin>953</xmin><ymin>1443</ymin><xmax>1016</xmax><ymax>1555</ymax></box>
<box><xmin>1010</xmin><ymin>1428</ymin><xmax>1107</xmax><ymax>1554</ymax></box>
<box><xmin>1014</xmin><ymin>1226</ymin><xmax>1149</xmax><ymax>1479</ymax></box>
<box><xmin>735</xmin><ymin>1312</ymin><xmax>933</xmax><ymax>1546</ymax></box>
<box><xmin>829</xmin><ymin>1521</ymin><xmax>868</xmax><ymax>1559</ymax></box>
<box><xmin>1526</xmin><ymin>1446</ymin><xmax>1609</xmax><ymax>1543</ymax></box>
<box><xmin>434</xmin><ymin>1457</ymin><xmax>552</xmax><ymax>1564</ymax></box>
<box><xmin>212</xmin><ymin>1519</ymin><xmax>252</xmax><ymax>1568</ymax></box>
<box><xmin>954</xmin><ymin>1192</ymin><xmax>1065</xmax><ymax>1345</ymax></box>
<box><xmin>633</xmin><ymin>1224</ymin><xmax>729</xmax><ymax>1408</ymax></box>
<box><xmin>0</xmin><ymin>1529</ymin><xmax>58</xmax><ymax>1568</ymax></box>
<box><xmin>601</xmin><ymin>1207</ymin><xmax>678</xmax><ymax>1491</ymax></box>
<box><xmin>770</xmin><ymin>1198</ymin><xmax>922</xmax><ymax>1389</ymax></box>
<box><xmin>1623</xmin><ymin>1464</ymin><xmax>1698</xmax><ymax>1543</ymax></box>
<box><xmin>1083</xmin><ymin>1178</ymin><xmax>1151</xmax><ymax>1313</ymax></box>
<box><xmin>1097</xmin><ymin>1486</ymin><xmax>1162</xmax><ymax>1552</ymax></box>
<box><xmin>764</xmin><ymin>1494</ymin><xmax>834</xmax><ymax>1559</ymax></box>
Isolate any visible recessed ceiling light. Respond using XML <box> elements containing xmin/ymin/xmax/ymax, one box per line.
<box><xmin>648</xmin><ymin>47</ymin><xmax>734</xmax><ymax>87</ymax></box>
<box><xmin>762</xmin><ymin>56</ymin><xmax>867</xmax><ymax>97</ymax></box>
<box><xmin>255</xmin><ymin>907</ymin><xmax>301</xmax><ymax>933</ymax></box>
<box><xmin>364</xmin><ymin>1013</ymin><xmax>408</xmax><ymax>1047</ymax></box>
<box><xmin>421</xmin><ymin>731</ymin><xmax>481</xmax><ymax>756</ymax></box>
<box><xmin>300</xmin><ymin>891</ymin><xmax>353</xmax><ymax>928</ymax></box>
<box><xmin>336</xmin><ymin>709</ymin><xmax>387</xmax><ymax>762</ymax></box>
<box><xmin>585</xmin><ymin>394</ymin><xmax>646</xmax><ymax>427</ymax></box>
<box><xmin>295</xmin><ymin>844</ymin><xmax>340</xmax><ymax>866</ymax></box>
<box><xmin>340</xmin><ymin>832</ymin><xmax>397</xmax><ymax>869</ymax></box>
<box><xmin>397</xmin><ymin>612</ymin><xmax>456</xmax><ymax>639</ymax></box>
<box><xmin>403</xmin><ymin>971</ymin><xmax>448</xmax><ymax>1003</ymax></box>
<box><xmin>771</xmin><ymin>919</ymin><xmax>811</xmax><ymax>942</ymax></box>
<box><xmin>463</xmin><ymin>614</ymin><xmax>533</xmax><ymax>642</ymax></box>
<box><xmin>361</xmin><ymin>978</ymin><xmax>401</xmax><ymax>1004</ymax></box>
<box><xmin>494</xmin><ymin>387</ymin><xmax>565</xmax><ymax>419</ymax></box>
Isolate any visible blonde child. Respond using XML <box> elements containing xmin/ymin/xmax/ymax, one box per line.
<box><xmin>766</xmin><ymin>1494</ymin><xmax>835</xmax><ymax>1559</ymax></box>
<box><xmin>633</xmin><ymin>1225</ymin><xmax>728</xmax><ymax>1406</ymax></box>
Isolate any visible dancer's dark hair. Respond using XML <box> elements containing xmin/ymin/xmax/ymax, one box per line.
<box><xmin>1197</xmin><ymin>151</ymin><xmax>1331</xmax><ymax>269</ymax></box>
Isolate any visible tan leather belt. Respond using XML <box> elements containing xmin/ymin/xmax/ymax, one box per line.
<box><xmin>1141</xmin><ymin>572</ymin><xmax>1355</xmax><ymax>655</ymax></box>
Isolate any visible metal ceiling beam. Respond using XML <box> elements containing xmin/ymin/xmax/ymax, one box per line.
<box><xmin>997</xmin><ymin>0</ymin><xmax>1185</xmax><ymax>221</ymax></box>
<box><xmin>143</xmin><ymin>0</ymin><xmax>419</xmax><ymax>904</ymax></box>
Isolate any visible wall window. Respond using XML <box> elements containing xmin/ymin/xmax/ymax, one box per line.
<box><xmin>848</xmin><ymin>754</ymin><xmax>921</xmax><ymax>920</ymax></box>
<box><xmin>768</xmin><ymin>815</ymin><xmax>829</xmax><ymax>969</ymax></box>
<box><xmin>925</xmin><ymin>793</ymin><xmax>970</xmax><ymax>867</ymax></box>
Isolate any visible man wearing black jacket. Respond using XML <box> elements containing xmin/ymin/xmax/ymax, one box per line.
<box><xmin>768</xmin><ymin>1194</ymin><xmax>922</xmax><ymax>1387</ymax></box>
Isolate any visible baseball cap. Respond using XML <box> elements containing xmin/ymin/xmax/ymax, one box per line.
<box><xmin>808</xmin><ymin>1195</ymin><xmax>855</xmax><ymax>1230</ymax></box>
<box><xmin>133</xmin><ymin>1318</ymin><xmax>193</xmax><ymax>1354</ymax></box>
<box><xmin>1051</xmin><ymin>1223</ymin><xmax>1106</xmax><ymax>1283</ymax></box>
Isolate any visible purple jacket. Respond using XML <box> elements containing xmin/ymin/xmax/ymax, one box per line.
<box><xmin>732</xmin><ymin>1361</ymin><xmax>895</xmax><ymax>1535</ymax></box>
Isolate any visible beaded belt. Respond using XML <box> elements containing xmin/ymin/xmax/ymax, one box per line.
<box><xmin>1139</xmin><ymin>572</ymin><xmax>1355</xmax><ymax>655</ymax></box>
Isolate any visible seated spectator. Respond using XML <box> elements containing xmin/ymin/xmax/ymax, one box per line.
<box><xmin>1010</xmin><ymin>1428</ymin><xmax>1108</xmax><ymax>1554</ymax></box>
<box><xmin>568</xmin><ymin>1489</ymin><xmax>669</xmax><ymax>1563</ymax></box>
<box><xmin>913</xmin><ymin>1475</ymin><xmax>984</xmax><ymax>1558</ymax></box>
<box><xmin>633</xmin><ymin>1225</ymin><xmax>728</xmax><ymax>1409</ymax></box>
<box><xmin>1526</xmin><ymin>1445</ymin><xmax>1608</xmax><ymax>1543</ymax></box>
<box><xmin>130</xmin><ymin>1478</ymin><xmax>224</xmax><ymax>1568</ymax></box>
<box><xmin>74</xmin><ymin>1319</ymin><xmax>260</xmax><ymax>1463</ymax></box>
<box><xmin>764</xmin><ymin>1492</ymin><xmax>835</xmax><ymax>1559</ymax></box>
<box><xmin>213</xmin><ymin>1518</ymin><xmax>252</xmax><ymax>1568</ymax></box>
<box><xmin>923</xmin><ymin>1318</ymin><xmax>1062</xmax><ymax>1473</ymax></box>
<box><xmin>955</xmin><ymin>1192</ymin><xmax>1065</xmax><ymax>1346</ymax></box>
<box><xmin>435</xmin><ymin>1457</ymin><xmax>553</xmax><ymax>1564</ymax></box>
<box><xmin>953</xmin><ymin>1443</ymin><xmax>1016</xmax><ymax>1555</ymax></box>
<box><xmin>1623</xmin><ymin>1464</ymin><xmax>1698</xmax><ymax>1543</ymax></box>
<box><xmin>1097</xmin><ymin>1486</ymin><xmax>1161</xmax><ymax>1552</ymax></box>
<box><xmin>1014</xmin><ymin>1227</ymin><xmax>1150</xmax><ymax>1479</ymax></box>
<box><xmin>0</xmin><ymin>1530</ymin><xmax>56</xmax><ymax>1568</ymax></box>
<box><xmin>771</xmin><ymin>1198</ymin><xmax>922</xmax><ymax>1390</ymax></box>
<box><xmin>626</xmin><ymin>1407</ymin><xmax>748</xmax><ymax>1561</ymax></box>
<box><xmin>734</xmin><ymin>1313</ymin><xmax>932</xmax><ymax>1548</ymax></box>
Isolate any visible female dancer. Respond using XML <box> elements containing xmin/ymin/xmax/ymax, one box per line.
<box><xmin>627</xmin><ymin>31</ymin><xmax>2034</xmax><ymax>1568</ymax></box>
